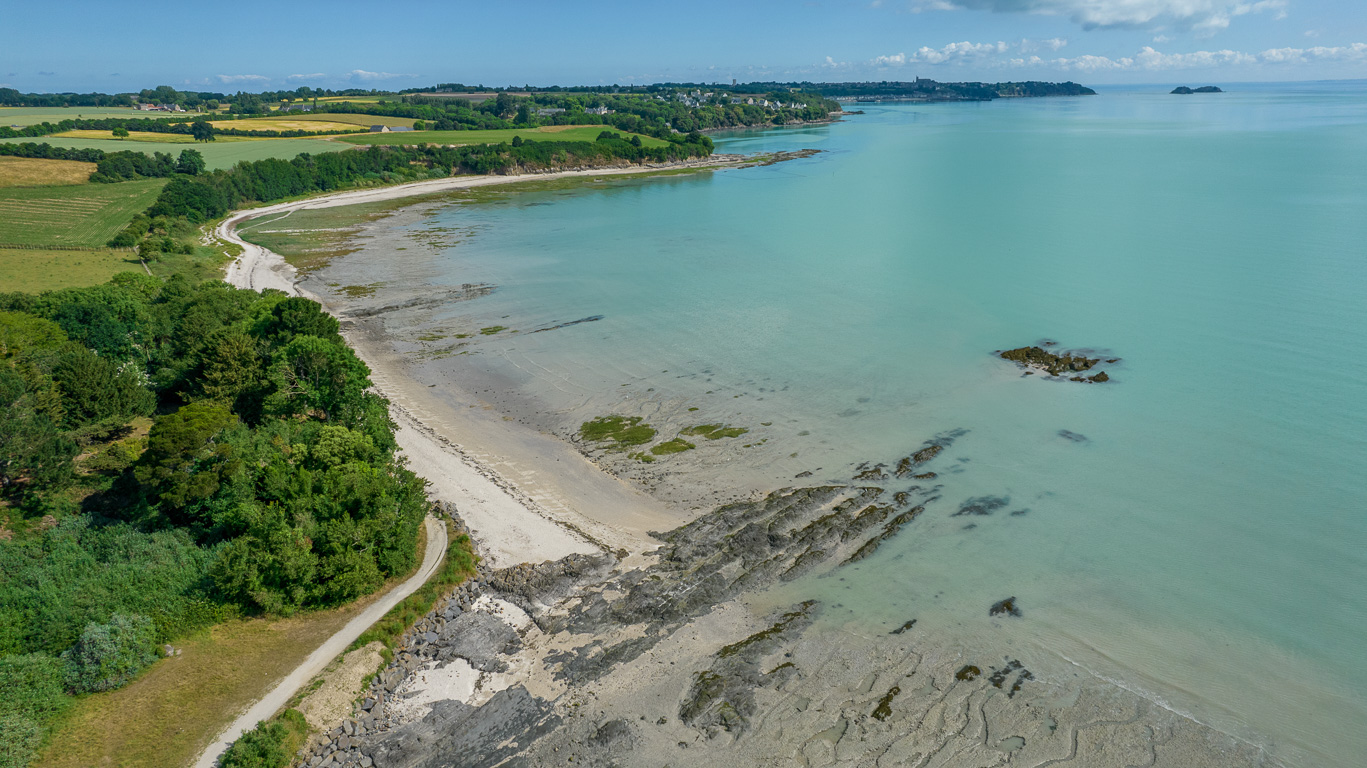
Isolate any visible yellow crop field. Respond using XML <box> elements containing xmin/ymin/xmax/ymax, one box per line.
<box><xmin>0</xmin><ymin>156</ymin><xmax>95</xmax><ymax>187</ymax></box>
<box><xmin>209</xmin><ymin>118</ymin><xmax>362</xmax><ymax>133</ymax></box>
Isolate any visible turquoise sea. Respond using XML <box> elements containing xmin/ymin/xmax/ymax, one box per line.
<box><xmin>324</xmin><ymin>82</ymin><xmax>1367</xmax><ymax>766</ymax></box>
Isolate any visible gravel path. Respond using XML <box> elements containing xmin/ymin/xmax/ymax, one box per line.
<box><xmin>192</xmin><ymin>516</ymin><xmax>446</xmax><ymax>768</ymax></box>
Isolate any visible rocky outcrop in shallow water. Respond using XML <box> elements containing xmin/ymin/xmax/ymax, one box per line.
<box><xmin>331</xmin><ymin>441</ymin><xmax>1281</xmax><ymax>768</ymax></box>
<box><xmin>998</xmin><ymin>343</ymin><xmax>1116</xmax><ymax>382</ymax></box>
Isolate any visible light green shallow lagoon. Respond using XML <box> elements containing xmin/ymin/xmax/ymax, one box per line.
<box><xmin>314</xmin><ymin>83</ymin><xmax>1367</xmax><ymax>767</ymax></box>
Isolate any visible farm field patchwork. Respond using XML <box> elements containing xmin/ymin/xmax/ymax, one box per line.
<box><xmin>0</xmin><ymin>179</ymin><xmax>166</xmax><ymax>247</ymax></box>
<box><xmin>0</xmin><ymin>156</ymin><xmax>95</xmax><ymax>187</ymax></box>
<box><xmin>53</xmin><ymin>129</ymin><xmax>264</xmax><ymax>143</ymax></box>
<box><xmin>208</xmin><ymin>118</ymin><xmax>367</xmax><ymax>133</ymax></box>
<box><xmin>0</xmin><ymin>106</ymin><xmax>158</xmax><ymax>126</ymax></box>
<box><xmin>0</xmin><ymin>248</ymin><xmax>144</xmax><ymax>292</ymax></box>
<box><xmin>280</xmin><ymin>112</ymin><xmax>418</xmax><ymax>128</ymax></box>
<box><xmin>0</xmin><ymin>136</ymin><xmax>354</xmax><ymax>169</ymax></box>
<box><xmin>336</xmin><ymin>124</ymin><xmax>669</xmax><ymax>147</ymax></box>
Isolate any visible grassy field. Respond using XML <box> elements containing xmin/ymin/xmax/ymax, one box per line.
<box><xmin>32</xmin><ymin>598</ymin><xmax>378</xmax><ymax>768</ymax></box>
<box><xmin>336</xmin><ymin>124</ymin><xmax>668</xmax><ymax>147</ymax></box>
<box><xmin>283</xmin><ymin>112</ymin><xmax>417</xmax><ymax>128</ymax></box>
<box><xmin>31</xmin><ymin>518</ymin><xmax>466</xmax><ymax>768</ymax></box>
<box><xmin>0</xmin><ymin>136</ymin><xmax>353</xmax><ymax>170</ymax></box>
<box><xmin>0</xmin><ymin>106</ymin><xmax>159</xmax><ymax>126</ymax></box>
<box><xmin>0</xmin><ymin>248</ymin><xmax>144</xmax><ymax>292</ymax></box>
<box><xmin>208</xmin><ymin>118</ymin><xmax>366</xmax><ymax>133</ymax></box>
<box><xmin>0</xmin><ymin>156</ymin><xmax>94</xmax><ymax>187</ymax></box>
<box><xmin>53</xmin><ymin>129</ymin><xmax>264</xmax><ymax>144</ymax></box>
<box><xmin>0</xmin><ymin>179</ymin><xmax>166</xmax><ymax>248</ymax></box>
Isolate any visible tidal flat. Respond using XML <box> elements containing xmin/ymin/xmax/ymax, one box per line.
<box><xmin>283</xmin><ymin>87</ymin><xmax>1367</xmax><ymax>767</ymax></box>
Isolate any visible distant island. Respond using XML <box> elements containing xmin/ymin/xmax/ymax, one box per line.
<box><xmin>736</xmin><ymin>78</ymin><xmax>1096</xmax><ymax>103</ymax></box>
<box><xmin>1171</xmin><ymin>86</ymin><xmax>1224</xmax><ymax>94</ymax></box>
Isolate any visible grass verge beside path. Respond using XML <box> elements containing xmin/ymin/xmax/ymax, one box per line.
<box><xmin>31</xmin><ymin>518</ymin><xmax>471</xmax><ymax>768</ymax></box>
<box><xmin>336</xmin><ymin>125</ymin><xmax>668</xmax><ymax>148</ymax></box>
<box><xmin>351</xmin><ymin>520</ymin><xmax>477</xmax><ymax>660</ymax></box>
<box><xmin>31</xmin><ymin>600</ymin><xmax>372</xmax><ymax>768</ymax></box>
<box><xmin>0</xmin><ymin>179</ymin><xmax>166</xmax><ymax>248</ymax></box>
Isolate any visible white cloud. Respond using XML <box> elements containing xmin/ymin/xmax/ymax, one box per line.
<box><xmin>349</xmin><ymin>69</ymin><xmax>415</xmax><ymax>81</ymax></box>
<box><xmin>217</xmin><ymin>74</ymin><xmax>269</xmax><ymax>83</ymax></box>
<box><xmin>1012</xmin><ymin>42</ymin><xmax>1366</xmax><ymax>71</ymax></box>
<box><xmin>906</xmin><ymin>0</ymin><xmax>1287</xmax><ymax>31</ymax></box>
<box><xmin>862</xmin><ymin>39</ymin><xmax>1367</xmax><ymax>74</ymax></box>
<box><xmin>1257</xmin><ymin>42</ymin><xmax>1367</xmax><ymax>63</ymax></box>
<box><xmin>286</xmin><ymin>73</ymin><xmax>326</xmax><ymax>81</ymax></box>
<box><xmin>873</xmin><ymin>38</ymin><xmax>1076</xmax><ymax>66</ymax></box>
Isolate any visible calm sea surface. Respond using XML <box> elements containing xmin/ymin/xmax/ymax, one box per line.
<box><xmin>331</xmin><ymin>83</ymin><xmax>1367</xmax><ymax>766</ymax></box>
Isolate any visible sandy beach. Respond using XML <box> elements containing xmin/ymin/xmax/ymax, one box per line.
<box><xmin>219</xmin><ymin>163</ymin><xmax>1288</xmax><ymax>768</ymax></box>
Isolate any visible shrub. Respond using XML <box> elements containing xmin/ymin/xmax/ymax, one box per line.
<box><xmin>60</xmin><ymin>613</ymin><xmax>157</xmax><ymax>693</ymax></box>
<box><xmin>218</xmin><ymin>710</ymin><xmax>307</xmax><ymax>768</ymax></box>
<box><xmin>0</xmin><ymin>713</ymin><xmax>42</xmax><ymax>768</ymax></box>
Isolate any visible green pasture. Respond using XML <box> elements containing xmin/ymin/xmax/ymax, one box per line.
<box><xmin>336</xmin><ymin>125</ymin><xmax>669</xmax><ymax>148</ymax></box>
<box><xmin>0</xmin><ymin>179</ymin><xmax>166</xmax><ymax>248</ymax></box>
<box><xmin>0</xmin><ymin>135</ymin><xmax>353</xmax><ymax>169</ymax></box>
<box><xmin>0</xmin><ymin>248</ymin><xmax>145</xmax><ymax>292</ymax></box>
<box><xmin>0</xmin><ymin>106</ymin><xmax>164</xmax><ymax>126</ymax></box>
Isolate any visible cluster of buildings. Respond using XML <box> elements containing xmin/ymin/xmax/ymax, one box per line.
<box><xmin>136</xmin><ymin>102</ymin><xmax>186</xmax><ymax>112</ymax></box>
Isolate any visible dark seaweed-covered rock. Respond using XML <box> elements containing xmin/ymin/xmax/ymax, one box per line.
<box><xmin>999</xmin><ymin>346</ymin><xmax>1100</xmax><ymax>377</ymax></box>
<box><xmin>890</xmin><ymin>619</ymin><xmax>917</xmax><ymax>635</ymax></box>
<box><xmin>955</xmin><ymin>665</ymin><xmax>982</xmax><ymax>681</ymax></box>
<box><xmin>990</xmin><ymin>597</ymin><xmax>1023</xmax><ymax>618</ymax></box>
<box><xmin>954</xmin><ymin>496</ymin><xmax>1008</xmax><ymax>517</ymax></box>
<box><xmin>679</xmin><ymin>603</ymin><xmax>815</xmax><ymax>736</ymax></box>
<box><xmin>1058</xmin><ymin>430</ymin><xmax>1088</xmax><ymax>442</ymax></box>
<box><xmin>433</xmin><ymin>612</ymin><xmax>522</xmax><ymax>671</ymax></box>
<box><xmin>364</xmin><ymin>686</ymin><xmax>559</xmax><ymax>768</ymax></box>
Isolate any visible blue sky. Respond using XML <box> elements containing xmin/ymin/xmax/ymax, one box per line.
<box><xmin>2</xmin><ymin>0</ymin><xmax>1365</xmax><ymax>92</ymax></box>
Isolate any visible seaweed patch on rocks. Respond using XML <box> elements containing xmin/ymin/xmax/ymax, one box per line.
<box><xmin>997</xmin><ymin>343</ymin><xmax>1117</xmax><ymax>382</ymax></box>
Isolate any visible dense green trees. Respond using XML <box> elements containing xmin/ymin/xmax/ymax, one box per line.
<box><xmin>0</xmin><ymin>274</ymin><xmax>433</xmax><ymax>761</ymax></box>
<box><xmin>191</xmin><ymin>120</ymin><xmax>214</xmax><ymax>142</ymax></box>
<box><xmin>176</xmin><ymin>148</ymin><xmax>206</xmax><ymax>175</ymax></box>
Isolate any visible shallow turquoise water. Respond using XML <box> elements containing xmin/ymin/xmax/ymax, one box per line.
<box><xmin>341</xmin><ymin>84</ymin><xmax>1367</xmax><ymax>766</ymax></box>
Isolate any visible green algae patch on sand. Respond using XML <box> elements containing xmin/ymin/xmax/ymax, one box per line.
<box><xmin>338</xmin><ymin>283</ymin><xmax>381</xmax><ymax>298</ymax></box>
<box><xmin>479</xmin><ymin>325</ymin><xmax>506</xmax><ymax>335</ymax></box>
<box><xmin>872</xmin><ymin>685</ymin><xmax>901</xmax><ymax>721</ymax></box>
<box><xmin>716</xmin><ymin>601</ymin><xmax>815</xmax><ymax>659</ymax></box>
<box><xmin>681</xmin><ymin>424</ymin><xmax>749</xmax><ymax>440</ymax></box>
<box><xmin>650</xmin><ymin>438</ymin><xmax>696</xmax><ymax>456</ymax></box>
<box><xmin>580</xmin><ymin>415</ymin><xmax>657</xmax><ymax>451</ymax></box>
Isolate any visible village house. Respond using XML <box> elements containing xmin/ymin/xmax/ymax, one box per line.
<box><xmin>536</xmin><ymin>107</ymin><xmax>565</xmax><ymax>117</ymax></box>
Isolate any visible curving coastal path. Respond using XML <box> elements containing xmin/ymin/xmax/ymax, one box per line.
<box><xmin>192</xmin><ymin>516</ymin><xmax>446</xmax><ymax>768</ymax></box>
<box><xmin>196</xmin><ymin>165</ymin><xmax>710</xmax><ymax>767</ymax></box>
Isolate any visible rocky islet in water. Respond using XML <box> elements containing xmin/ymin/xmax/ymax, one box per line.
<box><xmin>997</xmin><ymin>341</ymin><xmax>1117</xmax><ymax>382</ymax></box>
